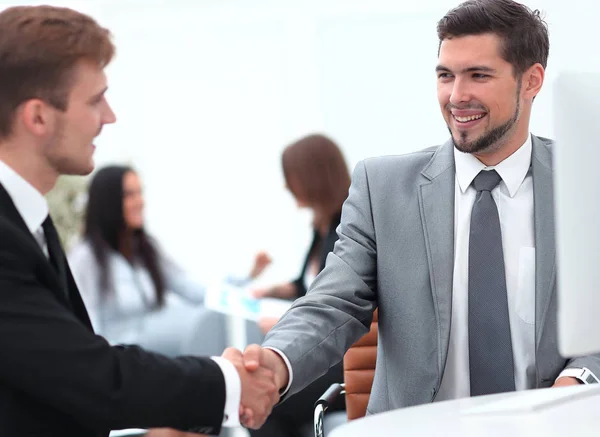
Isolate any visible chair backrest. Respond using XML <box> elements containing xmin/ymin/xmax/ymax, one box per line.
<box><xmin>342</xmin><ymin>309</ymin><xmax>378</xmax><ymax>420</ymax></box>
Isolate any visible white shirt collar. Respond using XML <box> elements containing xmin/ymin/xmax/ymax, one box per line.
<box><xmin>0</xmin><ymin>160</ymin><xmax>48</xmax><ymax>233</ymax></box>
<box><xmin>454</xmin><ymin>134</ymin><xmax>532</xmax><ymax>198</ymax></box>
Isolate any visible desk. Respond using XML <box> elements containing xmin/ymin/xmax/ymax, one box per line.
<box><xmin>330</xmin><ymin>385</ymin><xmax>600</xmax><ymax>437</ymax></box>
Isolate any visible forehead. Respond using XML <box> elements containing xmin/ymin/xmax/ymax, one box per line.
<box><xmin>68</xmin><ymin>60</ymin><xmax>107</xmax><ymax>96</ymax></box>
<box><xmin>123</xmin><ymin>171</ymin><xmax>140</xmax><ymax>185</ymax></box>
<box><xmin>438</xmin><ymin>33</ymin><xmax>510</xmax><ymax>71</ymax></box>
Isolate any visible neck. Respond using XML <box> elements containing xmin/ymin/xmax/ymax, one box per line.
<box><xmin>473</xmin><ymin>131</ymin><xmax>530</xmax><ymax>167</ymax></box>
<box><xmin>119</xmin><ymin>230</ymin><xmax>135</xmax><ymax>262</ymax></box>
<box><xmin>0</xmin><ymin>143</ymin><xmax>58</xmax><ymax>195</ymax></box>
<box><xmin>312</xmin><ymin>209</ymin><xmax>332</xmax><ymax>236</ymax></box>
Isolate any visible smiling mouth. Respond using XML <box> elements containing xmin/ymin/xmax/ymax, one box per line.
<box><xmin>453</xmin><ymin>113</ymin><xmax>486</xmax><ymax>123</ymax></box>
<box><xmin>452</xmin><ymin>114</ymin><xmax>485</xmax><ymax>123</ymax></box>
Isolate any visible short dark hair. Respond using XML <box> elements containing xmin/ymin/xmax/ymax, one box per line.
<box><xmin>437</xmin><ymin>0</ymin><xmax>549</xmax><ymax>76</ymax></box>
<box><xmin>0</xmin><ymin>6</ymin><xmax>115</xmax><ymax>140</ymax></box>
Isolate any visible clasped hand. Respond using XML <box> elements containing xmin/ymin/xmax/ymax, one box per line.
<box><xmin>222</xmin><ymin>345</ymin><xmax>288</xmax><ymax>429</ymax></box>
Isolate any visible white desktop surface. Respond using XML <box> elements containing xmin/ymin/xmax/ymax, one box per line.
<box><xmin>329</xmin><ymin>385</ymin><xmax>600</xmax><ymax>437</ymax></box>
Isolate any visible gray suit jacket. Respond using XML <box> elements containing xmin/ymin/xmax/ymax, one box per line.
<box><xmin>263</xmin><ymin>135</ymin><xmax>600</xmax><ymax>414</ymax></box>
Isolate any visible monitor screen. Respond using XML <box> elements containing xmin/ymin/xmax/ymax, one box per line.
<box><xmin>554</xmin><ymin>71</ymin><xmax>600</xmax><ymax>357</ymax></box>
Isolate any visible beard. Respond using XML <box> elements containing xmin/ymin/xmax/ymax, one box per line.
<box><xmin>450</xmin><ymin>84</ymin><xmax>521</xmax><ymax>155</ymax></box>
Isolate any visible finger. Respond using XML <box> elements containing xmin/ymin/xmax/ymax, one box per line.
<box><xmin>271</xmin><ymin>391</ymin><xmax>280</xmax><ymax>408</ymax></box>
<box><xmin>243</xmin><ymin>344</ymin><xmax>263</xmax><ymax>371</ymax></box>
<box><xmin>243</xmin><ymin>409</ymin><xmax>256</xmax><ymax>429</ymax></box>
<box><xmin>221</xmin><ymin>347</ymin><xmax>242</xmax><ymax>360</ymax></box>
<box><xmin>240</xmin><ymin>406</ymin><xmax>251</xmax><ymax>424</ymax></box>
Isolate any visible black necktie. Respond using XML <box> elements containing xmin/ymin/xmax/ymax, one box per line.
<box><xmin>42</xmin><ymin>215</ymin><xmax>69</xmax><ymax>300</ymax></box>
<box><xmin>468</xmin><ymin>170</ymin><xmax>515</xmax><ymax>396</ymax></box>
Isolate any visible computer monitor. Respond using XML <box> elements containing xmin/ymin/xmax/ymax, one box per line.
<box><xmin>554</xmin><ymin>71</ymin><xmax>600</xmax><ymax>357</ymax></box>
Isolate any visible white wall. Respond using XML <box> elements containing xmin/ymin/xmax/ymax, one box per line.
<box><xmin>0</xmin><ymin>0</ymin><xmax>592</xmax><ymax>285</ymax></box>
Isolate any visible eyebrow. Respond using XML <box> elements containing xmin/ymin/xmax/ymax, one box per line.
<box><xmin>435</xmin><ymin>65</ymin><xmax>497</xmax><ymax>74</ymax></box>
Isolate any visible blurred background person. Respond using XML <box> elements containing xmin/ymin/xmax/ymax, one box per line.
<box><xmin>250</xmin><ymin>133</ymin><xmax>351</xmax><ymax>437</ymax></box>
<box><xmin>68</xmin><ymin>165</ymin><xmax>268</xmax><ymax>358</ymax></box>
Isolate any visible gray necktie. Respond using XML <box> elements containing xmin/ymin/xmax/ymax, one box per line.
<box><xmin>468</xmin><ymin>169</ymin><xmax>515</xmax><ymax>396</ymax></box>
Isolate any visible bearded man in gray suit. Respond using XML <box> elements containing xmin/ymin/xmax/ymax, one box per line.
<box><xmin>237</xmin><ymin>0</ymin><xmax>600</xmax><ymax>429</ymax></box>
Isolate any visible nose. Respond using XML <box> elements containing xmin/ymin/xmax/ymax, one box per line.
<box><xmin>103</xmin><ymin>102</ymin><xmax>117</xmax><ymax>124</ymax></box>
<box><xmin>136</xmin><ymin>194</ymin><xmax>145</xmax><ymax>210</ymax></box>
<box><xmin>449</xmin><ymin>77</ymin><xmax>472</xmax><ymax>106</ymax></box>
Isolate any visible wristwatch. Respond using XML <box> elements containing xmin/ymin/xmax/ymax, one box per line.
<box><xmin>560</xmin><ymin>367</ymin><xmax>600</xmax><ymax>384</ymax></box>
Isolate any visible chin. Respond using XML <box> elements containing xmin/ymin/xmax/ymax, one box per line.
<box><xmin>79</xmin><ymin>166</ymin><xmax>95</xmax><ymax>176</ymax></box>
<box><xmin>60</xmin><ymin>159</ymin><xmax>95</xmax><ymax>176</ymax></box>
<box><xmin>129</xmin><ymin>222</ymin><xmax>144</xmax><ymax>231</ymax></box>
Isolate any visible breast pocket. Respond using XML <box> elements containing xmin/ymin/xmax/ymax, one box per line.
<box><xmin>516</xmin><ymin>247</ymin><xmax>536</xmax><ymax>325</ymax></box>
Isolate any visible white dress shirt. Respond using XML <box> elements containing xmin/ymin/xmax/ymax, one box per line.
<box><xmin>276</xmin><ymin>134</ymin><xmax>589</xmax><ymax>398</ymax></box>
<box><xmin>0</xmin><ymin>159</ymin><xmax>241</xmax><ymax>427</ymax></box>
<box><xmin>435</xmin><ymin>135</ymin><xmax>536</xmax><ymax>400</ymax></box>
<box><xmin>435</xmin><ymin>134</ymin><xmax>591</xmax><ymax>400</ymax></box>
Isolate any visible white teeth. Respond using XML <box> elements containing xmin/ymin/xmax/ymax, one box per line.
<box><xmin>454</xmin><ymin>114</ymin><xmax>485</xmax><ymax>123</ymax></box>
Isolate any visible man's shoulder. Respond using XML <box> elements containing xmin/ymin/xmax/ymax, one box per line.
<box><xmin>531</xmin><ymin>135</ymin><xmax>555</xmax><ymax>170</ymax></box>
<box><xmin>0</xmin><ymin>214</ymin><xmax>28</xmax><ymax>244</ymax></box>
<box><xmin>358</xmin><ymin>144</ymin><xmax>447</xmax><ymax>181</ymax></box>
<box><xmin>362</xmin><ymin>144</ymin><xmax>442</xmax><ymax>169</ymax></box>
<box><xmin>534</xmin><ymin>135</ymin><xmax>554</xmax><ymax>148</ymax></box>
<box><xmin>0</xmin><ymin>215</ymin><xmax>39</xmax><ymax>271</ymax></box>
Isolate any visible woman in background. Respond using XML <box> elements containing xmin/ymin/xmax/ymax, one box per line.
<box><xmin>68</xmin><ymin>165</ymin><xmax>268</xmax><ymax>357</ymax></box>
<box><xmin>250</xmin><ymin>133</ymin><xmax>351</xmax><ymax>437</ymax></box>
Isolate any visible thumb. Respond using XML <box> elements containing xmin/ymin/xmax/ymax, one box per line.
<box><xmin>243</xmin><ymin>344</ymin><xmax>263</xmax><ymax>371</ymax></box>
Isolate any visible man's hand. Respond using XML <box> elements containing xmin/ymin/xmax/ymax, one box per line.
<box><xmin>243</xmin><ymin>345</ymin><xmax>289</xmax><ymax>390</ymax></box>
<box><xmin>238</xmin><ymin>344</ymin><xmax>290</xmax><ymax>428</ymax></box>
<box><xmin>221</xmin><ymin>348</ymin><xmax>279</xmax><ymax>429</ymax></box>
<box><xmin>552</xmin><ymin>376</ymin><xmax>582</xmax><ymax>388</ymax></box>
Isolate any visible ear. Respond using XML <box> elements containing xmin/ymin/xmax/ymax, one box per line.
<box><xmin>19</xmin><ymin>99</ymin><xmax>56</xmax><ymax>137</ymax></box>
<box><xmin>521</xmin><ymin>63</ymin><xmax>545</xmax><ymax>101</ymax></box>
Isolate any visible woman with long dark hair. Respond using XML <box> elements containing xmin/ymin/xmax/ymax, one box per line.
<box><xmin>69</xmin><ymin>165</ymin><xmax>267</xmax><ymax>356</ymax></box>
<box><xmin>250</xmin><ymin>133</ymin><xmax>351</xmax><ymax>437</ymax></box>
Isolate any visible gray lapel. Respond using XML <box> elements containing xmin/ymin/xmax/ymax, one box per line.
<box><xmin>418</xmin><ymin>140</ymin><xmax>456</xmax><ymax>373</ymax></box>
<box><xmin>531</xmin><ymin>135</ymin><xmax>556</xmax><ymax>347</ymax></box>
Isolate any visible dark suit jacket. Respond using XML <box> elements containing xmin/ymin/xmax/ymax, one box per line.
<box><xmin>292</xmin><ymin>212</ymin><xmax>342</xmax><ymax>298</ymax></box>
<box><xmin>0</xmin><ymin>184</ymin><xmax>226</xmax><ymax>437</ymax></box>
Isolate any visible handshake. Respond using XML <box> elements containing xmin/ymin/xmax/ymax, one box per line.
<box><xmin>222</xmin><ymin>345</ymin><xmax>289</xmax><ymax>429</ymax></box>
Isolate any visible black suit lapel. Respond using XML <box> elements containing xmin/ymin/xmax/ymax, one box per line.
<box><xmin>0</xmin><ymin>184</ymin><xmax>92</xmax><ymax>329</ymax></box>
<box><xmin>65</xmin><ymin>264</ymin><xmax>93</xmax><ymax>329</ymax></box>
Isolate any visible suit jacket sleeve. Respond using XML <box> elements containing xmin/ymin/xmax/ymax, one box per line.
<box><xmin>564</xmin><ymin>356</ymin><xmax>600</xmax><ymax>381</ymax></box>
<box><xmin>262</xmin><ymin>160</ymin><xmax>378</xmax><ymax>397</ymax></box>
<box><xmin>0</xmin><ymin>231</ymin><xmax>227</xmax><ymax>434</ymax></box>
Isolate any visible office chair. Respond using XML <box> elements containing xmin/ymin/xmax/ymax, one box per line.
<box><xmin>314</xmin><ymin>310</ymin><xmax>379</xmax><ymax>437</ymax></box>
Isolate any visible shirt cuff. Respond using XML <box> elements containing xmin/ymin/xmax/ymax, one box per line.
<box><xmin>210</xmin><ymin>356</ymin><xmax>241</xmax><ymax>427</ymax></box>
<box><xmin>556</xmin><ymin>367</ymin><xmax>598</xmax><ymax>384</ymax></box>
<box><xmin>264</xmin><ymin>347</ymin><xmax>293</xmax><ymax>395</ymax></box>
